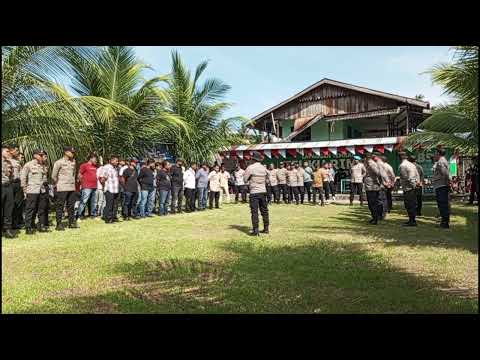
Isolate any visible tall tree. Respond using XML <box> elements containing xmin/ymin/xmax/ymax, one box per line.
<box><xmin>163</xmin><ymin>51</ymin><xmax>244</xmax><ymax>164</ymax></box>
<box><xmin>406</xmin><ymin>46</ymin><xmax>478</xmax><ymax>156</ymax></box>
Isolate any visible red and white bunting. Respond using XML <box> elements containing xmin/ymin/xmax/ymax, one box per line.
<box><xmin>385</xmin><ymin>144</ymin><xmax>394</xmax><ymax>152</ymax></box>
<box><xmin>279</xmin><ymin>149</ymin><xmax>286</xmax><ymax>158</ymax></box>
<box><xmin>374</xmin><ymin>144</ymin><xmax>385</xmax><ymax>153</ymax></box>
<box><xmin>297</xmin><ymin>148</ymin><xmax>304</xmax><ymax>156</ymax></box>
<box><xmin>312</xmin><ymin>148</ymin><xmax>321</xmax><ymax>156</ymax></box>
<box><xmin>271</xmin><ymin>149</ymin><xmax>280</xmax><ymax>158</ymax></box>
<box><xmin>287</xmin><ymin>148</ymin><xmax>297</xmax><ymax>158</ymax></box>
<box><xmin>304</xmin><ymin>148</ymin><xmax>313</xmax><ymax>157</ymax></box>
<box><xmin>237</xmin><ymin>151</ymin><xmax>243</xmax><ymax>159</ymax></box>
<box><xmin>243</xmin><ymin>150</ymin><xmax>251</xmax><ymax>160</ymax></box>
<box><xmin>364</xmin><ymin>145</ymin><xmax>373</xmax><ymax>153</ymax></box>
<box><xmin>321</xmin><ymin>147</ymin><xmax>329</xmax><ymax>156</ymax></box>
<box><xmin>338</xmin><ymin>146</ymin><xmax>348</xmax><ymax>155</ymax></box>
<box><xmin>355</xmin><ymin>145</ymin><xmax>364</xmax><ymax>154</ymax></box>
<box><xmin>347</xmin><ymin>146</ymin><xmax>356</xmax><ymax>155</ymax></box>
<box><xmin>264</xmin><ymin>149</ymin><xmax>271</xmax><ymax>158</ymax></box>
<box><xmin>328</xmin><ymin>147</ymin><xmax>337</xmax><ymax>156</ymax></box>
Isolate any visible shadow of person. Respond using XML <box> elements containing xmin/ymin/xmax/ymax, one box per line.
<box><xmin>229</xmin><ymin>224</ymin><xmax>251</xmax><ymax>235</ymax></box>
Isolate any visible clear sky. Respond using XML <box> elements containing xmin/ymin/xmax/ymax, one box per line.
<box><xmin>134</xmin><ymin>46</ymin><xmax>454</xmax><ymax>120</ymax></box>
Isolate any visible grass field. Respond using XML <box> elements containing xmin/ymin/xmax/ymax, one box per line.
<box><xmin>2</xmin><ymin>201</ymin><xmax>478</xmax><ymax>314</ymax></box>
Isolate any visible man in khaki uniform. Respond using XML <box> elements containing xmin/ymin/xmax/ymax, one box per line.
<box><xmin>219</xmin><ymin>165</ymin><xmax>231</xmax><ymax>204</ymax></box>
<box><xmin>2</xmin><ymin>146</ymin><xmax>16</xmax><ymax>238</ymax></box>
<box><xmin>208</xmin><ymin>164</ymin><xmax>222</xmax><ymax>209</ymax></box>
<box><xmin>399</xmin><ymin>152</ymin><xmax>420</xmax><ymax>226</ymax></box>
<box><xmin>276</xmin><ymin>162</ymin><xmax>288</xmax><ymax>204</ymax></box>
<box><xmin>286</xmin><ymin>163</ymin><xmax>299</xmax><ymax>205</ymax></box>
<box><xmin>244</xmin><ymin>152</ymin><xmax>269</xmax><ymax>236</ymax></box>
<box><xmin>52</xmin><ymin>146</ymin><xmax>78</xmax><ymax>231</ymax></box>
<box><xmin>266</xmin><ymin>163</ymin><xmax>279</xmax><ymax>204</ymax></box>
<box><xmin>295</xmin><ymin>163</ymin><xmax>306</xmax><ymax>204</ymax></box>
<box><xmin>349</xmin><ymin>155</ymin><xmax>366</xmax><ymax>205</ymax></box>
<box><xmin>21</xmin><ymin>149</ymin><xmax>50</xmax><ymax>234</ymax></box>
<box><xmin>7</xmin><ymin>144</ymin><xmax>25</xmax><ymax>229</ymax></box>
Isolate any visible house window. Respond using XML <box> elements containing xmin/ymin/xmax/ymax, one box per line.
<box><xmin>347</xmin><ymin>126</ymin><xmax>353</xmax><ymax>139</ymax></box>
<box><xmin>290</xmin><ymin>126</ymin><xmax>294</xmax><ymax>134</ymax></box>
<box><xmin>292</xmin><ymin>127</ymin><xmax>311</xmax><ymax>142</ymax></box>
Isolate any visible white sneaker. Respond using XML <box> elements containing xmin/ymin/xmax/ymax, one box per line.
<box><xmin>332</xmin><ymin>196</ymin><xmax>336</xmax><ymax>201</ymax></box>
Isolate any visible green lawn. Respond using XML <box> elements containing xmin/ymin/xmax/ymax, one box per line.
<box><xmin>2</xmin><ymin>201</ymin><xmax>478</xmax><ymax>314</ymax></box>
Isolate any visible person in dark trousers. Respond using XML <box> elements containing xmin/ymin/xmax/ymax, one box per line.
<box><xmin>2</xmin><ymin>146</ymin><xmax>16</xmax><ymax>238</ymax></box>
<box><xmin>266</xmin><ymin>163</ymin><xmax>279</xmax><ymax>204</ymax></box>
<box><xmin>120</xmin><ymin>159</ymin><xmax>139</xmax><ymax>220</ymax></box>
<box><xmin>296</xmin><ymin>163</ymin><xmax>305</xmax><ymax>204</ymax></box>
<box><xmin>312</xmin><ymin>166</ymin><xmax>325</xmax><ymax>206</ymax></box>
<box><xmin>233</xmin><ymin>164</ymin><xmax>247</xmax><ymax>203</ymax></box>
<box><xmin>170</xmin><ymin>159</ymin><xmax>184</xmax><ymax>214</ymax></box>
<box><xmin>52</xmin><ymin>146</ymin><xmax>78</xmax><ymax>231</ymax></box>
<box><xmin>137</xmin><ymin>159</ymin><xmax>156</xmax><ymax>218</ymax></box>
<box><xmin>7</xmin><ymin>144</ymin><xmax>25</xmax><ymax>229</ymax></box>
<box><xmin>432</xmin><ymin>148</ymin><xmax>451</xmax><ymax>228</ymax></box>
<box><xmin>76</xmin><ymin>153</ymin><xmax>99</xmax><ymax>220</ymax></box>
<box><xmin>21</xmin><ymin>150</ymin><xmax>50</xmax><ymax>234</ymax></box>
<box><xmin>195</xmin><ymin>163</ymin><xmax>209</xmax><ymax>210</ymax></box>
<box><xmin>303</xmin><ymin>161</ymin><xmax>313</xmax><ymax>203</ymax></box>
<box><xmin>409</xmin><ymin>155</ymin><xmax>425</xmax><ymax>216</ymax></box>
<box><xmin>399</xmin><ymin>152</ymin><xmax>420</xmax><ymax>226</ymax></box>
<box><xmin>286</xmin><ymin>163</ymin><xmax>299</xmax><ymax>205</ymax></box>
<box><xmin>322</xmin><ymin>162</ymin><xmax>331</xmax><ymax>202</ymax></box>
<box><xmin>183</xmin><ymin>163</ymin><xmax>197</xmax><ymax>212</ymax></box>
<box><xmin>364</xmin><ymin>154</ymin><xmax>385</xmax><ymax>225</ymax></box>
<box><xmin>276</xmin><ymin>162</ymin><xmax>288</xmax><ymax>203</ymax></box>
<box><xmin>157</xmin><ymin>160</ymin><xmax>172</xmax><ymax>215</ymax></box>
<box><xmin>244</xmin><ymin>152</ymin><xmax>269</xmax><ymax>236</ymax></box>
<box><xmin>208</xmin><ymin>164</ymin><xmax>221</xmax><ymax>209</ymax></box>
<box><xmin>380</xmin><ymin>155</ymin><xmax>396</xmax><ymax>214</ymax></box>
<box><xmin>349</xmin><ymin>156</ymin><xmax>366</xmax><ymax>205</ymax></box>
<box><xmin>373</xmin><ymin>154</ymin><xmax>393</xmax><ymax>219</ymax></box>
<box><xmin>99</xmin><ymin>156</ymin><xmax>120</xmax><ymax>224</ymax></box>
<box><xmin>467</xmin><ymin>158</ymin><xmax>478</xmax><ymax>205</ymax></box>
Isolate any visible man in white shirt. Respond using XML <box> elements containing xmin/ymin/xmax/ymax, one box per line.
<box><xmin>95</xmin><ymin>162</ymin><xmax>106</xmax><ymax>220</ymax></box>
<box><xmin>219</xmin><ymin>164</ymin><xmax>231</xmax><ymax>204</ymax></box>
<box><xmin>233</xmin><ymin>164</ymin><xmax>247</xmax><ymax>203</ymax></box>
<box><xmin>183</xmin><ymin>163</ymin><xmax>197</xmax><ymax>212</ymax></box>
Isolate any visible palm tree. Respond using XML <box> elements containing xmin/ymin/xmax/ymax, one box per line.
<box><xmin>163</xmin><ymin>51</ymin><xmax>244</xmax><ymax>164</ymax></box>
<box><xmin>63</xmin><ymin>46</ymin><xmax>187</xmax><ymax>162</ymax></box>
<box><xmin>405</xmin><ymin>46</ymin><xmax>478</xmax><ymax>156</ymax></box>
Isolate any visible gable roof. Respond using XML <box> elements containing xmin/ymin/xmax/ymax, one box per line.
<box><xmin>251</xmin><ymin>78</ymin><xmax>430</xmax><ymax>122</ymax></box>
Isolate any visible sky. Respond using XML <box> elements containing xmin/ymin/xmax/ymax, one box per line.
<box><xmin>134</xmin><ymin>46</ymin><xmax>454</xmax><ymax>120</ymax></box>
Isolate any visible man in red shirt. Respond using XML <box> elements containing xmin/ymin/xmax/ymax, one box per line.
<box><xmin>76</xmin><ymin>153</ymin><xmax>99</xmax><ymax>220</ymax></box>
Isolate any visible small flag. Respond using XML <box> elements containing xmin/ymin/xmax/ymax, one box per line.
<box><xmin>297</xmin><ymin>148</ymin><xmax>304</xmax><ymax>156</ymax></box>
<box><xmin>328</xmin><ymin>147</ymin><xmax>337</xmax><ymax>156</ymax></box>
<box><xmin>385</xmin><ymin>144</ymin><xmax>394</xmax><ymax>152</ymax></box>
<box><xmin>374</xmin><ymin>144</ymin><xmax>385</xmax><ymax>153</ymax></box>
<box><xmin>338</xmin><ymin>146</ymin><xmax>348</xmax><ymax>155</ymax></box>
<box><xmin>243</xmin><ymin>150</ymin><xmax>251</xmax><ymax>160</ymax></box>
<box><xmin>355</xmin><ymin>145</ymin><xmax>364</xmax><ymax>154</ymax></box>
<box><xmin>264</xmin><ymin>149</ymin><xmax>271</xmax><ymax>158</ymax></box>
<box><xmin>364</xmin><ymin>145</ymin><xmax>373</xmax><ymax>153</ymax></box>
<box><xmin>321</xmin><ymin>147</ymin><xmax>329</xmax><ymax>156</ymax></box>
<box><xmin>279</xmin><ymin>149</ymin><xmax>286</xmax><ymax>158</ymax></box>
<box><xmin>230</xmin><ymin>150</ymin><xmax>237</xmax><ymax>158</ymax></box>
<box><xmin>304</xmin><ymin>148</ymin><xmax>313</xmax><ymax>157</ymax></box>
<box><xmin>287</xmin><ymin>148</ymin><xmax>297</xmax><ymax>158</ymax></box>
<box><xmin>313</xmin><ymin>148</ymin><xmax>321</xmax><ymax>156</ymax></box>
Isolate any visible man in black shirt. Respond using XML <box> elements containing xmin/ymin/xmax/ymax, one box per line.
<box><xmin>120</xmin><ymin>159</ymin><xmax>139</xmax><ymax>220</ymax></box>
<box><xmin>170</xmin><ymin>159</ymin><xmax>184</xmax><ymax>214</ymax></box>
<box><xmin>137</xmin><ymin>159</ymin><xmax>155</xmax><ymax>218</ymax></box>
<box><xmin>156</xmin><ymin>160</ymin><xmax>172</xmax><ymax>215</ymax></box>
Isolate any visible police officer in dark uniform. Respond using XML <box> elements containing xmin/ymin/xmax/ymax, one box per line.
<box><xmin>243</xmin><ymin>152</ymin><xmax>269</xmax><ymax>236</ymax></box>
<box><xmin>2</xmin><ymin>146</ymin><xmax>16</xmax><ymax>238</ymax></box>
<box><xmin>21</xmin><ymin>149</ymin><xmax>50</xmax><ymax>234</ymax></box>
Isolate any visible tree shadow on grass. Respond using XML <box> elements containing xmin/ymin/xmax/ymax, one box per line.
<box><xmin>307</xmin><ymin>203</ymin><xmax>478</xmax><ymax>254</ymax></box>
<box><xmin>15</xmin><ymin>239</ymin><xmax>478</xmax><ymax>314</ymax></box>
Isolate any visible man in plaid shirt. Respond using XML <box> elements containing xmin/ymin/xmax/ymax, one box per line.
<box><xmin>100</xmin><ymin>155</ymin><xmax>120</xmax><ymax>224</ymax></box>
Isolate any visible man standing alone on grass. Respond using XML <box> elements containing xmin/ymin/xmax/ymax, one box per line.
<box><xmin>76</xmin><ymin>153</ymin><xmax>98</xmax><ymax>221</ymax></box>
<box><xmin>432</xmin><ymin>148</ymin><xmax>451</xmax><ymax>229</ymax></box>
<box><xmin>195</xmin><ymin>163</ymin><xmax>209</xmax><ymax>210</ymax></box>
<box><xmin>276</xmin><ymin>162</ymin><xmax>288</xmax><ymax>204</ymax></box>
<box><xmin>21</xmin><ymin>150</ymin><xmax>50</xmax><ymax>234</ymax></box>
<box><xmin>52</xmin><ymin>146</ymin><xmax>78</xmax><ymax>231</ymax></box>
<box><xmin>100</xmin><ymin>156</ymin><xmax>120</xmax><ymax>224</ymax></box>
<box><xmin>120</xmin><ymin>159</ymin><xmax>139</xmax><ymax>220</ymax></box>
<box><xmin>170</xmin><ymin>159</ymin><xmax>184</xmax><ymax>214</ymax></box>
<box><xmin>349</xmin><ymin>156</ymin><xmax>366</xmax><ymax>205</ymax></box>
<box><xmin>2</xmin><ymin>146</ymin><xmax>15</xmax><ymax>238</ymax></box>
<box><xmin>244</xmin><ymin>152</ymin><xmax>269</xmax><ymax>236</ymax></box>
<box><xmin>399</xmin><ymin>152</ymin><xmax>420</xmax><ymax>227</ymax></box>
<box><xmin>184</xmin><ymin>163</ymin><xmax>197</xmax><ymax>212</ymax></box>
<box><xmin>409</xmin><ymin>155</ymin><xmax>424</xmax><ymax>216</ymax></box>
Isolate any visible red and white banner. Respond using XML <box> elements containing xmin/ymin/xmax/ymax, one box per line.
<box><xmin>279</xmin><ymin>149</ymin><xmax>286</xmax><ymax>158</ymax></box>
<box><xmin>328</xmin><ymin>147</ymin><xmax>337</xmax><ymax>156</ymax></box>
<box><xmin>321</xmin><ymin>147</ymin><xmax>329</xmax><ymax>156</ymax></box>
<box><xmin>312</xmin><ymin>148</ymin><xmax>321</xmax><ymax>156</ymax></box>
<box><xmin>304</xmin><ymin>148</ymin><xmax>313</xmax><ymax>157</ymax></box>
<box><xmin>243</xmin><ymin>150</ymin><xmax>251</xmax><ymax>160</ymax></box>
<box><xmin>287</xmin><ymin>148</ymin><xmax>297</xmax><ymax>158</ymax></box>
<box><xmin>385</xmin><ymin>144</ymin><xmax>393</xmax><ymax>152</ymax></box>
<box><xmin>374</xmin><ymin>144</ymin><xmax>385</xmax><ymax>153</ymax></box>
<box><xmin>264</xmin><ymin>149</ymin><xmax>271</xmax><ymax>158</ymax></box>
<box><xmin>364</xmin><ymin>145</ymin><xmax>373</xmax><ymax>153</ymax></box>
<box><xmin>297</xmin><ymin>148</ymin><xmax>304</xmax><ymax>156</ymax></box>
<box><xmin>271</xmin><ymin>149</ymin><xmax>280</xmax><ymax>158</ymax></box>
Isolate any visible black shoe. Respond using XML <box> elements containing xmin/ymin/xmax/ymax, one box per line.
<box><xmin>249</xmin><ymin>230</ymin><xmax>260</xmax><ymax>236</ymax></box>
<box><xmin>25</xmin><ymin>228</ymin><xmax>35</xmax><ymax>235</ymax></box>
<box><xmin>417</xmin><ymin>212</ymin><xmax>422</xmax><ymax>217</ymax></box>
<box><xmin>105</xmin><ymin>219</ymin><xmax>114</xmax><ymax>224</ymax></box>
<box><xmin>38</xmin><ymin>225</ymin><xmax>49</xmax><ymax>233</ymax></box>
<box><xmin>112</xmin><ymin>218</ymin><xmax>120</xmax><ymax>222</ymax></box>
<box><xmin>402</xmin><ymin>221</ymin><xmax>417</xmax><ymax>227</ymax></box>
<box><xmin>260</xmin><ymin>228</ymin><xmax>269</xmax><ymax>234</ymax></box>
<box><xmin>56</xmin><ymin>224</ymin><xmax>65</xmax><ymax>231</ymax></box>
<box><xmin>439</xmin><ymin>222</ymin><xmax>450</xmax><ymax>229</ymax></box>
<box><xmin>68</xmin><ymin>222</ymin><xmax>79</xmax><ymax>229</ymax></box>
<box><xmin>124</xmin><ymin>217</ymin><xmax>131</xmax><ymax>221</ymax></box>
<box><xmin>368</xmin><ymin>219</ymin><xmax>378</xmax><ymax>225</ymax></box>
<box><xmin>4</xmin><ymin>229</ymin><xmax>17</xmax><ymax>238</ymax></box>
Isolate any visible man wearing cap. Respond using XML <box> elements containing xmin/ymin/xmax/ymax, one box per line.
<box><xmin>350</xmin><ymin>156</ymin><xmax>366</xmax><ymax>205</ymax></box>
<box><xmin>399</xmin><ymin>152</ymin><xmax>420</xmax><ymax>226</ymax></box>
<box><xmin>373</xmin><ymin>154</ymin><xmax>393</xmax><ymax>219</ymax></box>
<box><xmin>2</xmin><ymin>146</ymin><xmax>16</xmax><ymax>238</ymax></box>
<box><xmin>409</xmin><ymin>155</ymin><xmax>425</xmax><ymax>216</ymax></box>
<box><xmin>295</xmin><ymin>163</ymin><xmax>306</xmax><ymax>204</ymax></box>
<box><xmin>52</xmin><ymin>146</ymin><xmax>78</xmax><ymax>231</ymax></box>
<box><xmin>380</xmin><ymin>155</ymin><xmax>396</xmax><ymax>214</ymax></box>
<box><xmin>276</xmin><ymin>162</ymin><xmax>288</xmax><ymax>204</ymax></box>
<box><xmin>243</xmin><ymin>152</ymin><xmax>269</xmax><ymax>236</ymax></box>
<box><xmin>7</xmin><ymin>144</ymin><xmax>25</xmax><ymax>229</ymax></box>
<box><xmin>303</xmin><ymin>161</ymin><xmax>314</xmax><ymax>203</ymax></box>
<box><xmin>363</xmin><ymin>154</ymin><xmax>386</xmax><ymax>225</ymax></box>
<box><xmin>21</xmin><ymin>150</ymin><xmax>50</xmax><ymax>234</ymax></box>
<box><xmin>219</xmin><ymin>164</ymin><xmax>231</xmax><ymax>204</ymax></box>
<box><xmin>286</xmin><ymin>163</ymin><xmax>299</xmax><ymax>205</ymax></box>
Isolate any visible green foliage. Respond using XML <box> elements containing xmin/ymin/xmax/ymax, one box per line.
<box><xmin>406</xmin><ymin>46</ymin><xmax>478</xmax><ymax>156</ymax></box>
